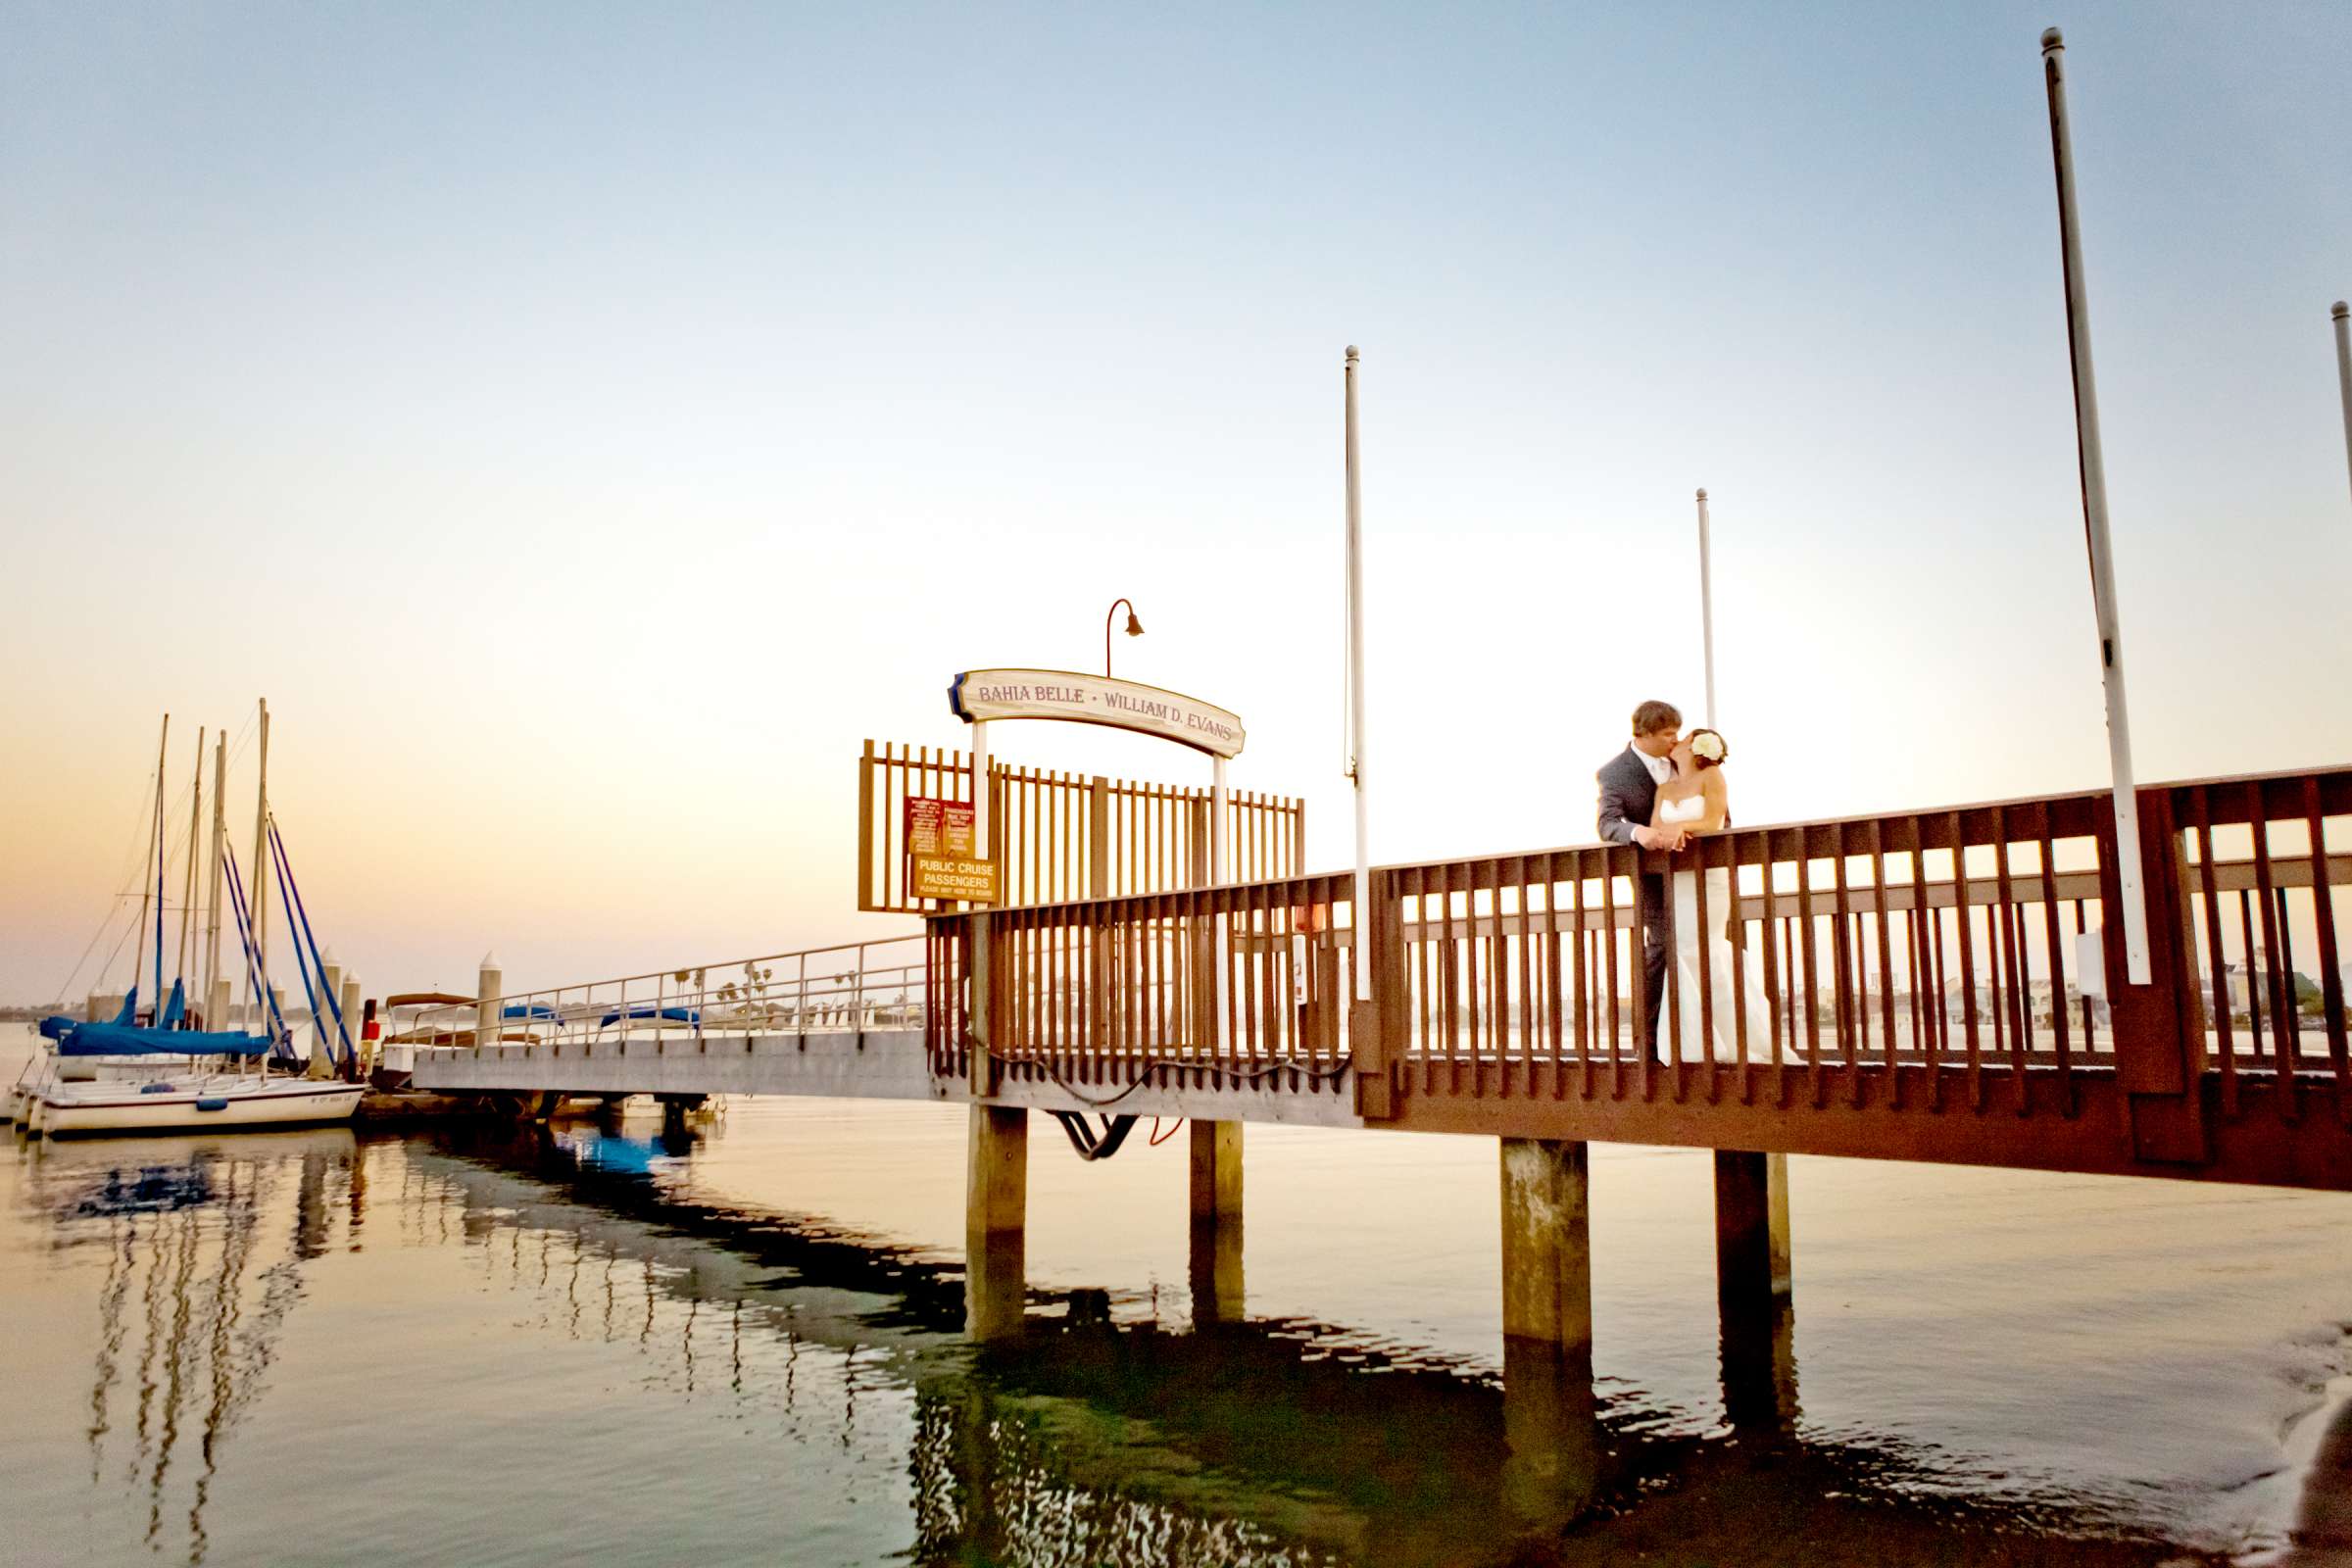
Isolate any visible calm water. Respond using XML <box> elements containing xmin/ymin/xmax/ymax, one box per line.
<box><xmin>7</xmin><ymin>1023</ymin><xmax>2352</xmax><ymax>1566</ymax></box>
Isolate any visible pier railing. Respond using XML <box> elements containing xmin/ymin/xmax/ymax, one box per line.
<box><xmin>400</xmin><ymin>935</ymin><xmax>928</xmax><ymax>1058</ymax></box>
<box><xmin>929</xmin><ymin>766</ymin><xmax>2352</xmax><ymax>1143</ymax></box>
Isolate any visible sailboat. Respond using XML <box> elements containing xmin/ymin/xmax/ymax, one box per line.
<box><xmin>16</xmin><ymin>706</ymin><xmax>365</xmax><ymax>1137</ymax></box>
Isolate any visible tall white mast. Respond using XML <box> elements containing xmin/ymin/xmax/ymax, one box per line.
<box><xmin>249</xmin><ymin>699</ymin><xmax>271</xmax><ymax>1019</ymax></box>
<box><xmin>175</xmin><ymin>726</ymin><xmax>204</xmax><ymax>997</ymax></box>
<box><xmin>1345</xmin><ymin>346</ymin><xmax>1371</xmax><ymax>1001</ymax></box>
<box><xmin>146</xmin><ymin>713</ymin><xmax>169</xmax><ymax>1011</ymax></box>
<box><xmin>204</xmin><ymin>730</ymin><xmax>226</xmax><ymax>1004</ymax></box>
<box><xmin>2041</xmin><ymin>27</ymin><xmax>2150</xmax><ymax>985</ymax></box>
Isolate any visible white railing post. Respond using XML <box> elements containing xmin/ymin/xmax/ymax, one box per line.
<box><xmin>476</xmin><ymin>951</ymin><xmax>501</xmax><ymax>1053</ymax></box>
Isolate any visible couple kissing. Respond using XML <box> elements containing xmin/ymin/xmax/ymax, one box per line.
<box><xmin>1595</xmin><ymin>700</ymin><xmax>1769</xmax><ymax>1065</ymax></box>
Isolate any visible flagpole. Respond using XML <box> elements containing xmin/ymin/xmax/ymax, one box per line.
<box><xmin>1345</xmin><ymin>346</ymin><xmax>1371</xmax><ymax>1000</ymax></box>
<box><xmin>2041</xmin><ymin>26</ymin><xmax>2150</xmax><ymax>984</ymax></box>
<box><xmin>2331</xmin><ymin>301</ymin><xmax>2351</xmax><ymax>508</ymax></box>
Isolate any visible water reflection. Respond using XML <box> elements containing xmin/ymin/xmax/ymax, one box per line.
<box><xmin>11</xmin><ymin>1108</ymin><xmax>2298</xmax><ymax>1566</ymax></box>
<box><xmin>12</xmin><ymin>1129</ymin><xmax>359</xmax><ymax>1566</ymax></box>
<box><xmin>1719</xmin><ymin>1295</ymin><xmax>1800</xmax><ymax>1438</ymax></box>
<box><xmin>418</xmin><ymin>1120</ymin><xmax>2230</xmax><ymax>1567</ymax></box>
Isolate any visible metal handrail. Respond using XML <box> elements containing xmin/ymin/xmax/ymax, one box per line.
<box><xmin>397</xmin><ymin>933</ymin><xmax>929</xmax><ymax>1055</ymax></box>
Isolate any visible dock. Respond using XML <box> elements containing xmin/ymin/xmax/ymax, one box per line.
<box><xmin>401</xmin><ymin>755</ymin><xmax>2352</xmax><ymax>1515</ymax></box>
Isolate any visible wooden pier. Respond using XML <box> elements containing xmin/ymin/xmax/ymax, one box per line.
<box><xmin>412</xmin><ymin>760</ymin><xmax>2352</xmax><ymax>1520</ymax></box>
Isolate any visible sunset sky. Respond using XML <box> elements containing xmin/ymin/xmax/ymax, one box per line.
<box><xmin>3</xmin><ymin>1</ymin><xmax>2348</xmax><ymax>1002</ymax></box>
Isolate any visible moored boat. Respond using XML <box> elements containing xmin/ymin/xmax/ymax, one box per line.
<box><xmin>18</xmin><ymin>703</ymin><xmax>368</xmax><ymax>1141</ymax></box>
<box><xmin>31</xmin><ymin>1074</ymin><xmax>364</xmax><ymax>1137</ymax></box>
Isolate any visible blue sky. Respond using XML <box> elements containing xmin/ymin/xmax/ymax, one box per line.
<box><xmin>3</xmin><ymin>2</ymin><xmax>2347</xmax><ymax>998</ymax></box>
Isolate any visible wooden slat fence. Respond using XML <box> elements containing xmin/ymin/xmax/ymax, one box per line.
<box><xmin>859</xmin><ymin>740</ymin><xmax>1305</xmax><ymax>914</ymax></box>
<box><xmin>926</xmin><ymin>767</ymin><xmax>2352</xmax><ymax>1133</ymax></box>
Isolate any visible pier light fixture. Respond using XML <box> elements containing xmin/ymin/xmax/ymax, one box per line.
<box><xmin>1103</xmin><ymin>598</ymin><xmax>1144</xmax><ymax>678</ymax></box>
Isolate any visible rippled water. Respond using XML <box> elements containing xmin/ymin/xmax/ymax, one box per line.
<box><xmin>7</xmin><ymin>1023</ymin><xmax>2352</xmax><ymax>1565</ymax></box>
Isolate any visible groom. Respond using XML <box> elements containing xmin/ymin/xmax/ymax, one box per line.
<box><xmin>1595</xmin><ymin>700</ymin><xmax>1687</xmax><ymax>1060</ymax></box>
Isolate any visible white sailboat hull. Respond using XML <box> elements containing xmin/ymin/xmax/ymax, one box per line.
<box><xmin>32</xmin><ymin>1078</ymin><xmax>364</xmax><ymax>1137</ymax></box>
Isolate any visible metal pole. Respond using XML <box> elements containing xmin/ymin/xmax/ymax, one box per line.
<box><xmin>175</xmin><ymin>726</ymin><xmax>203</xmax><ymax>999</ymax></box>
<box><xmin>971</xmin><ymin>719</ymin><xmax>990</xmax><ymax>889</ymax></box>
<box><xmin>2332</xmin><ymin>301</ymin><xmax>2351</xmax><ymax>508</ymax></box>
<box><xmin>204</xmin><ymin>730</ymin><xmax>225</xmax><ymax>1008</ymax></box>
<box><xmin>1345</xmin><ymin>346</ymin><xmax>1371</xmax><ymax>1000</ymax></box>
<box><xmin>151</xmin><ymin>713</ymin><xmax>169</xmax><ymax>1014</ymax></box>
<box><xmin>967</xmin><ymin>718</ymin><xmax>994</xmax><ymax>1093</ymax></box>
<box><xmin>137</xmin><ymin>713</ymin><xmax>165</xmax><ymax>1007</ymax></box>
<box><xmin>2041</xmin><ymin>27</ymin><xmax>2150</xmax><ymax>984</ymax></box>
<box><xmin>249</xmin><ymin>699</ymin><xmax>273</xmax><ymax>1010</ymax></box>
<box><xmin>1102</xmin><ymin>597</ymin><xmax>1141</xmax><ymax>679</ymax></box>
<box><xmin>1696</xmin><ymin>488</ymin><xmax>1717</xmax><ymax>727</ymax></box>
<box><xmin>1212</xmin><ymin>754</ymin><xmax>1232</xmax><ymax>1049</ymax></box>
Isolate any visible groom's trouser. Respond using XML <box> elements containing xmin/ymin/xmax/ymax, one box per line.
<box><xmin>1639</xmin><ymin>872</ymin><xmax>1669</xmax><ymax>1061</ymax></box>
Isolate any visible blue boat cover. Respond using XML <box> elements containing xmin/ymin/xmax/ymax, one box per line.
<box><xmin>597</xmin><ymin>1005</ymin><xmax>701</xmax><ymax>1028</ymax></box>
<box><xmin>502</xmin><ymin>1003</ymin><xmax>561</xmax><ymax>1020</ymax></box>
<box><xmin>161</xmin><ymin>979</ymin><xmax>186</xmax><ymax>1029</ymax></box>
<box><xmin>59</xmin><ymin>1022</ymin><xmax>275</xmax><ymax>1057</ymax></box>
<box><xmin>40</xmin><ymin>987</ymin><xmax>149</xmax><ymax>1039</ymax></box>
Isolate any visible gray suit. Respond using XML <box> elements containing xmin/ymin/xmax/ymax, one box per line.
<box><xmin>1595</xmin><ymin>745</ymin><xmax>1670</xmax><ymax>1058</ymax></box>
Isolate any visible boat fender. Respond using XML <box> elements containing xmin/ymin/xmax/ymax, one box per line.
<box><xmin>140</xmin><ymin>1082</ymin><xmax>177</xmax><ymax>1095</ymax></box>
<box><xmin>194</xmin><ymin>1098</ymin><xmax>228</xmax><ymax>1112</ymax></box>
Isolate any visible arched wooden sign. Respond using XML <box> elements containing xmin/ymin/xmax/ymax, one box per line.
<box><xmin>948</xmin><ymin>668</ymin><xmax>1246</xmax><ymax>759</ymax></box>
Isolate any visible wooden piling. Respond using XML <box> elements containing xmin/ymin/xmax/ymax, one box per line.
<box><xmin>1499</xmin><ymin>1138</ymin><xmax>1592</xmax><ymax>1354</ymax></box>
<box><xmin>965</xmin><ymin>1105</ymin><xmax>1027</xmax><ymax>1341</ymax></box>
<box><xmin>1498</xmin><ymin>1137</ymin><xmax>1598</xmax><ymax>1525</ymax></box>
<box><xmin>1188</xmin><ymin>1120</ymin><xmax>1243</xmax><ymax>1326</ymax></box>
<box><xmin>1713</xmin><ymin>1150</ymin><xmax>1792</xmax><ymax>1309</ymax></box>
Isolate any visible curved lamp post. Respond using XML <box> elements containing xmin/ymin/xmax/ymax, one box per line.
<box><xmin>1104</xmin><ymin>599</ymin><xmax>1144</xmax><ymax>678</ymax></box>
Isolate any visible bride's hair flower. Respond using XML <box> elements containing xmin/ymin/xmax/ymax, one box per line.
<box><xmin>1689</xmin><ymin>729</ymin><xmax>1728</xmax><ymax>765</ymax></box>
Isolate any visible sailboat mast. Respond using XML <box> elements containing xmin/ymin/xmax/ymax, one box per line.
<box><xmin>175</xmin><ymin>725</ymin><xmax>204</xmax><ymax>1005</ymax></box>
<box><xmin>133</xmin><ymin>719</ymin><xmax>160</xmax><ymax>1000</ymax></box>
<box><xmin>149</xmin><ymin>713</ymin><xmax>170</xmax><ymax>1016</ymax></box>
<box><xmin>204</xmin><ymin>731</ymin><xmax>226</xmax><ymax>1014</ymax></box>
<box><xmin>249</xmin><ymin>700</ymin><xmax>270</xmax><ymax>1024</ymax></box>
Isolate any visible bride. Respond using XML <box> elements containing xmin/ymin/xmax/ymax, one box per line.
<box><xmin>1649</xmin><ymin>729</ymin><xmax>1774</xmax><ymax>1063</ymax></box>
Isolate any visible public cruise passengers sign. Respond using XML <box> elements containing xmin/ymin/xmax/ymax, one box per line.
<box><xmin>948</xmin><ymin>668</ymin><xmax>1246</xmax><ymax>759</ymax></box>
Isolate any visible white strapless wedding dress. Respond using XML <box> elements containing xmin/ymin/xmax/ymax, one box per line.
<box><xmin>1659</xmin><ymin>796</ymin><xmax>1774</xmax><ymax>1062</ymax></box>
